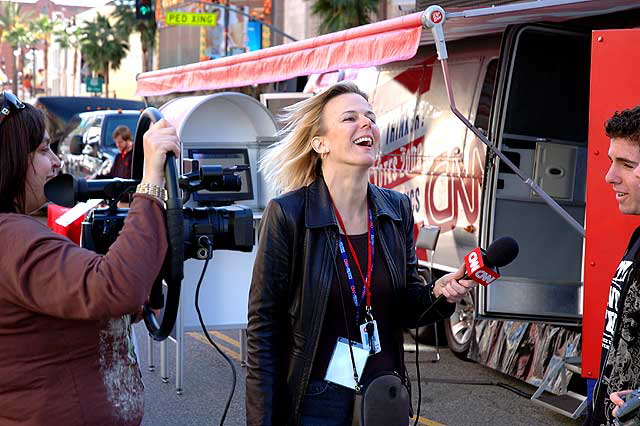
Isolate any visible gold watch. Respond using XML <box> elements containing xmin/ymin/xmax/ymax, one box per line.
<box><xmin>136</xmin><ymin>182</ymin><xmax>167</xmax><ymax>202</ymax></box>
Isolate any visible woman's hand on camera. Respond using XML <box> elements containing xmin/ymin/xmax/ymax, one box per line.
<box><xmin>433</xmin><ymin>264</ymin><xmax>477</xmax><ymax>303</ymax></box>
<box><xmin>142</xmin><ymin>119</ymin><xmax>180</xmax><ymax>187</ymax></box>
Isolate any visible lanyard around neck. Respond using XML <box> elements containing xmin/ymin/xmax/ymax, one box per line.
<box><xmin>329</xmin><ymin>196</ymin><xmax>374</xmax><ymax>322</ymax></box>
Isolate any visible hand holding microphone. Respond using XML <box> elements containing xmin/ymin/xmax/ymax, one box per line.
<box><xmin>433</xmin><ymin>236</ymin><xmax>520</xmax><ymax>303</ymax></box>
<box><xmin>434</xmin><ymin>264</ymin><xmax>476</xmax><ymax>303</ymax></box>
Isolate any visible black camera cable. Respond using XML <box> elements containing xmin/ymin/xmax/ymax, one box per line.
<box><xmin>412</xmin><ymin>293</ymin><xmax>439</xmax><ymax>426</ymax></box>
<box><xmin>411</xmin><ymin>288</ymin><xmax>532</xmax><ymax>426</ymax></box>
<box><xmin>194</xmin><ymin>236</ymin><xmax>236</xmax><ymax>426</ymax></box>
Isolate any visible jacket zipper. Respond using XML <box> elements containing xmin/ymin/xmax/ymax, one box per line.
<box><xmin>377</xmin><ymin>217</ymin><xmax>400</xmax><ymax>294</ymax></box>
<box><xmin>293</xmin><ymin>227</ymin><xmax>338</xmax><ymax>425</ymax></box>
<box><xmin>376</xmin><ymin>216</ymin><xmax>413</xmax><ymax>398</ymax></box>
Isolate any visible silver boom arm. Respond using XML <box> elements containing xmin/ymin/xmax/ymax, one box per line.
<box><xmin>422</xmin><ymin>4</ymin><xmax>586</xmax><ymax>237</ymax></box>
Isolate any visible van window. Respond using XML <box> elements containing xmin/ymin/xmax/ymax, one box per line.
<box><xmin>103</xmin><ymin>114</ymin><xmax>140</xmax><ymax>148</ymax></box>
<box><xmin>474</xmin><ymin>58</ymin><xmax>498</xmax><ymax>134</ymax></box>
<box><xmin>503</xmin><ymin>28</ymin><xmax>590</xmax><ymax>143</ymax></box>
<box><xmin>85</xmin><ymin>117</ymin><xmax>103</xmax><ymax>144</ymax></box>
<box><xmin>66</xmin><ymin>115</ymin><xmax>92</xmax><ymax>141</ymax></box>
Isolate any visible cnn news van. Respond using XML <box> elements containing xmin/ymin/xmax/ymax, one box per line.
<box><xmin>136</xmin><ymin>0</ymin><xmax>640</xmax><ymax>416</ymax></box>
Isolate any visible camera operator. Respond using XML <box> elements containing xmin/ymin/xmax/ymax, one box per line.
<box><xmin>0</xmin><ymin>92</ymin><xmax>179</xmax><ymax>426</ymax></box>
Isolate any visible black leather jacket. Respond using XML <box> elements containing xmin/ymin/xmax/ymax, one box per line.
<box><xmin>246</xmin><ymin>178</ymin><xmax>455</xmax><ymax>426</ymax></box>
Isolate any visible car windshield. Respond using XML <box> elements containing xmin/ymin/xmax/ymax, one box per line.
<box><xmin>103</xmin><ymin>114</ymin><xmax>140</xmax><ymax>148</ymax></box>
<box><xmin>66</xmin><ymin>115</ymin><xmax>92</xmax><ymax>141</ymax></box>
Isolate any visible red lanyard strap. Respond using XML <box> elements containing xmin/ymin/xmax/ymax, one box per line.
<box><xmin>329</xmin><ymin>195</ymin><xmax>374</xmax><ymax>311</ymax></box>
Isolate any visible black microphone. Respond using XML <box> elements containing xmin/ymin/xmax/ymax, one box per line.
<box><xmin>45</xmin><ymin>173</ymin><xmax>139</xmax><ymax>207</ymax></box>
<box><xmin>485</xmin><ymin>236</ymin><xmax>520</xmax><ymax>268</ymax></box>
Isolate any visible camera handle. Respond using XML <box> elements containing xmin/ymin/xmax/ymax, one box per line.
<box><xmin>132</xmin><ymin>107</ymin><xmax>184</xmax><ymax>341</ymax></box>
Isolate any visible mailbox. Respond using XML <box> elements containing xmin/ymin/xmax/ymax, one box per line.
<box><xmin>161</xmin><ymin>92</ymin><xmax>279</xmax><ymax>211</ymax></box>
<box><xmin>159</xmin><ymin>92</ymin><xmax>279</xmax><ymax>332</ymax></box>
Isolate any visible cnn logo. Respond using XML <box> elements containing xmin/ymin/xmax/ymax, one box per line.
<box><xmin>467</xmin><ymin>250</ymin><xmax>481</xmax><ymax>273</ymax></box>
<box><xmin>474</xmin><ymin>270</ymin><xmax>497</xmax><ymax>285</ymax></box>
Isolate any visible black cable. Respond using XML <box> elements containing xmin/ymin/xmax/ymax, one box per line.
<box><xmin>410</xmin><ymin>288</ymin><xmax>531</xmax><ymax>426</ymax></box>
<box><xmin>107</xmin><ymin>185</ymin><xmax>136</xmax><ymax>211</ymax></box>
<box><xmin>412</xmin><ymin>294</ymin><xmax>439</xmax><ymax>426</ymax></box>
<box><xmin>413</xmin><ymin>323</ymin><xmax>422</xmax><ymax>426</ymax></box>
<box><xmin>194</xmin><ymin>237</ymin><xmax>236</xmax><ymax>426</ymax></box>
<box><xmin>420</xmin><ymin>377</ymin><xmax>532</xmax><ymax>399</ymax></box>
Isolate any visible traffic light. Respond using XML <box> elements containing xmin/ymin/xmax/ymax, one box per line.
<box><xmin>136</xmin><ymin>0</ymin><xmax>153</xmax><ymax>19</ymax></box>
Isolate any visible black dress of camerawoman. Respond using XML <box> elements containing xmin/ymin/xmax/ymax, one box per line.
<box><xmin>246</xmin><ymin>177</ymin><xmax>456</xmax><ymax>425</ymax></box>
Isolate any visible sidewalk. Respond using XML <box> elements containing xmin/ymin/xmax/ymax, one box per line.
<box><xmin>135</xmin><ymin>323</ymin><xmax>247</xmax><ymax>426</ymax></box>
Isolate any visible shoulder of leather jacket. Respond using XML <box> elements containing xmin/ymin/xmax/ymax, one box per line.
<box><xmin>269</xmin><ymin>178</ymin><xmax>408</xmax><ymax>229</ymax></box>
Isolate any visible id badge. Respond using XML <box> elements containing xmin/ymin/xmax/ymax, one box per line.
<box><xmin>324</xmin><ymin>337</ymin><xmax>369</xmax><ymax>389</ymax></box>
<box><xmin>359</xmin><ymin>320</ymin><xmax>382</xmax><ymax>354</ymax></box>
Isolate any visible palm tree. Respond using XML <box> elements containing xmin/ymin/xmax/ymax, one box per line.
<box><xmin>80</xmin><ymin>14</ymin><xmax>129</xmax><ymax>97</ymax></box>
<box><xmin>30</xmin><ymin>16</ymin><xmax>58</xmax><ymax>96</ymax></box>
<box><xmin>0</xmin><ymin>1</ymin><xmax>21</xmax><ymax>44</ymax></box>
<box><xmin>54</xmin><ymin>27</ymin><xmax>71</xmax><ymax>95</ymax></box>
<box><xmin>0</xmin><ymin>1</ymin><xmax>24</xmax><ymax>93</ymax></box>
<box><xmin>112</xmin><ymin>0</ymin><xmax>156</xmax><ymax>72</ymax></box>
<box><xmin>311</xmin><ymin>0</ymin><xmax>379</xmax><ymax>34</ymax></box>
<box><xmin>4</xmin><ymin>25</ymin><xmax>33</xmax><ymax>95</ymax></box>
<box><xmin>54</xmin><ymin>25</ymin><xmax>82</xmax><ymax>96</ymax></box>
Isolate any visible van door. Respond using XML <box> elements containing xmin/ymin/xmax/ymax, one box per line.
<box><xmin>478</xmin><ymin>25</ymin><xmax>591</xmax><ymax>323</ymax></box>
<box><xmin>582</xmin><ymin>28</ymin><xmax>640</xmax><ymax>379</ymax></box>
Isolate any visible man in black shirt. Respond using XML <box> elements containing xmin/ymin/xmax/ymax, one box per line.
<box><xmin>101</xmin><ymin>125</ymin><xmax>133</xmax><ymax>179</ymax></box>
<box><xmin>589</xmin><ymin>106</ymin><xmax>640</xmax><ymax>425</ymax></box>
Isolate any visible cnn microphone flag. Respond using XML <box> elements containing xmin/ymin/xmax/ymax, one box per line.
<box><xmin>464</xmin><ymin>247</ymin><xmax>500</xmax><ymax>286</ymax></box>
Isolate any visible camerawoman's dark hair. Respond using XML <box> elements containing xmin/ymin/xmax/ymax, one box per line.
<box><xmin>0</xmin><ymin>104</ymin><xmax>46</xmax><ymax>213</ymax></box>
<box><xmin>605</xmin><ymin>105</ymin><xmax>640</xmax><ymax>144</ymax></box>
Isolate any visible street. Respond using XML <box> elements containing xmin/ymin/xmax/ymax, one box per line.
<box><xmin>135</xmin><ymin>324</ymin><xmax>582</xmax><ymax>426</ymax></box>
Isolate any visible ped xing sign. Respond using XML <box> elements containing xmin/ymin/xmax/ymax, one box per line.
<box><xmin>166</xmin><ymin>11</ymin><xmax>218</xmax><ymax>26</ymax></box>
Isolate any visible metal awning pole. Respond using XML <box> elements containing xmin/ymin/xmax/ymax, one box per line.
<box><xmin>422</xmin><ymin>5</ymin><xmax>585</xmax><ymax>238</ymax></box>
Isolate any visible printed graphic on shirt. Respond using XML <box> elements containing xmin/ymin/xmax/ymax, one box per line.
<box><xmin>98</xmin><ymin>315</ymin><xmax>144</xmax><ymax>424</ymax></box>
<box><xmin>592</xmin><ymin>230</ymin><xmax>640</xmax><ymax>425</ymax></box>
<box><xmin>601</xmin><ymin>278</ymin><xmax>640</xmax><ymax>424</ymax></box>
<box><xmin>602</xmin><ymin>260</ymin><xmax>633</xmax><ymax>350</ymax></box>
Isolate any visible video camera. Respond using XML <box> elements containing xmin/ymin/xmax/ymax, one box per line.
<box><xmin>45</xmin><ymin>108</ymin><xmax>255</xmax><ymax>341</ymax></box>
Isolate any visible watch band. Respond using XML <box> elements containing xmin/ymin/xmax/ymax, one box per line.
<box><xmin>136</xmin><ymin>182</ymin><xmax>167</xmax><ymax>202</ymax></box>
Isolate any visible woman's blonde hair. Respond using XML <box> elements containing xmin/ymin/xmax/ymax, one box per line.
<box><xmin>260</xmin><ymin>81</ymin><xmax>368</xmax><ymax>194</ymax></box>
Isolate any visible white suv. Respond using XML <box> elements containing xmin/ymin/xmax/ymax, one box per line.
<box><xmin>57</xmin><ymin>110</ymin><xmax>140</xmax><ymax>178</ymax></box>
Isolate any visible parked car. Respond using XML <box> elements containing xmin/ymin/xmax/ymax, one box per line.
<box><xmin>57</xmin><ymin>109</ymin><xmax>141</xmax><ymax>178</ymax></box>
<box><xmin>35</xmin><ymin>96</ymin><xmax>145</xmax><ymax>154</ymax></box>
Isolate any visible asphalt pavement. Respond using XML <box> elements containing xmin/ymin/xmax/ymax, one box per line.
<box><xmin>135</xmin><ymin>323</ymin><xmax>583</xmax><ymax>426</ymax></box>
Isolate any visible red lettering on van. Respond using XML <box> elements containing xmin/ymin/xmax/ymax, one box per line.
<box><xmin>424</xmin><ymin>139</ymin><xmax>485</xmax><ymax>230</ymax></box>
<box><xmin>372</xmin><ymin>137</ymin><xmax>424</xmax><ymax>188</ymax></box>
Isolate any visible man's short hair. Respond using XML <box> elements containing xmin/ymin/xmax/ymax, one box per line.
<box><xmin>605</xmin><ymin>106</ymin><xmax>640</xmax><ymax>144</ymax></box>
<box><xmin>112</xmin><ymin>125</ymin><xmax>132</xmax><ymax>141</ymax></box>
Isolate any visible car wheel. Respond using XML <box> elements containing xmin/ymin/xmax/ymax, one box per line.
<box><xmin>444</xmin><ymin>291</ymin><xmax>475</xmax><ymax>360</ymax></box>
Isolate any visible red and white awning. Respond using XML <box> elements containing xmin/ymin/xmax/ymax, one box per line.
<box><xmin>136</xmin><ymin>12</ymin><xmax>424</xmax><ymax>97</ymax></box>
<box><xmin>136</xmin><ymin>0</ymin><xmax>640</xmax><ymax>97</ymax></box>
